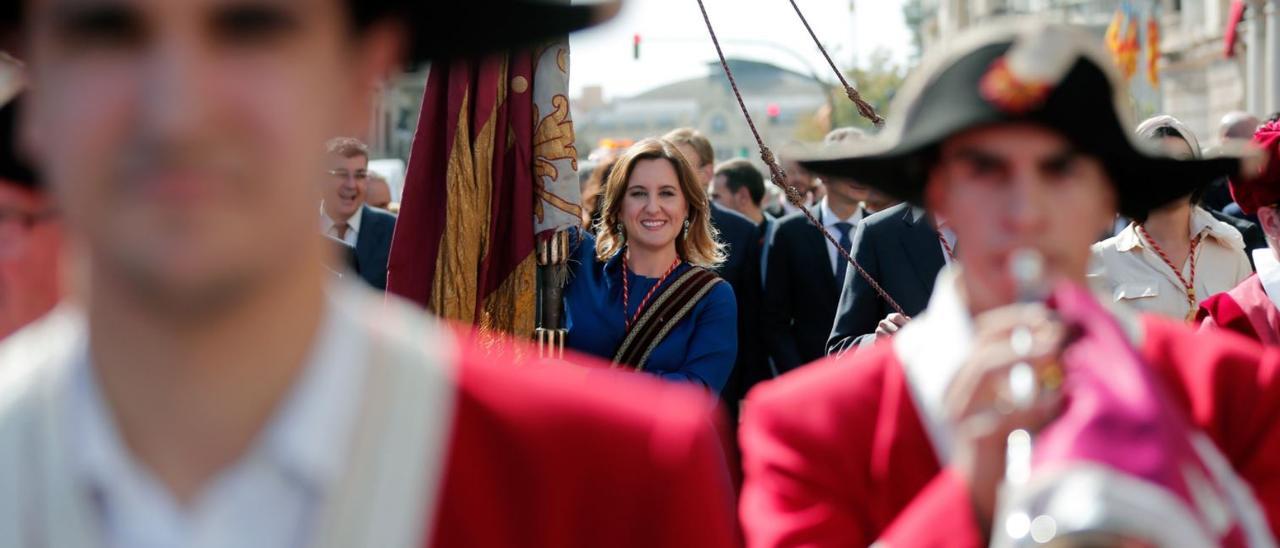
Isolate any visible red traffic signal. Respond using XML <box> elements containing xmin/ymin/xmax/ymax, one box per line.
<box><xmin>633</xmin><ymin>33</ymin><xmax>641</xmax><ymax>60</ymax></box>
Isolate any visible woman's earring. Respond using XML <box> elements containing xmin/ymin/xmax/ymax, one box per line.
<box><xmin>615</xmin><ymin>222</ymin><xmax>625</xmax><ymax>243</ymax></box>
<box><xmin>682</xmin><ymin>219</ymin><xmax>691</xmax><ymax>238</ymax></box>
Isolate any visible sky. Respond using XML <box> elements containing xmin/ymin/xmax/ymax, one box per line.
<box><xmin>568</xmin><ymin>0</ymin><xmax>914</xmax><ymax>101</ymax></box>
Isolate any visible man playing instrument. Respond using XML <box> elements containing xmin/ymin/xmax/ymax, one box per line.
<box><xmin>740</xmin><ymin>21</ymin><xmax>1280</xmax><ymax>547</ymax></box>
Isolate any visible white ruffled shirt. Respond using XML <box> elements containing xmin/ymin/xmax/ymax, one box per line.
<box><xmin>1254</xmin><ymin>248</ymin><xmax>1280</xmax><ymax>313</ymax></box>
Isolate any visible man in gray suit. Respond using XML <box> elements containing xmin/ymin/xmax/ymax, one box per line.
<box><xmin>321</xmin><ymin>137</ymin><xmax>396</xmax><ymax>290</ymax></box>
<box><xmin>825</xmin><ymin>203</ymin><xmax>951</xmax><ymax>355</ymax></box>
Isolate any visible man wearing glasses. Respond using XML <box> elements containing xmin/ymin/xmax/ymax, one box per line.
<box><xmin>322</xmin><ymin>137</ymin><xmax>395</xmax><ymax>290</ymax></box>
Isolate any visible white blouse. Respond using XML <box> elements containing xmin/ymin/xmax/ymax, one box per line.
<box><xmin>1089</xmin><ymin>207</ymin><xmax>1252</xmax><ymax>321</ymax></box>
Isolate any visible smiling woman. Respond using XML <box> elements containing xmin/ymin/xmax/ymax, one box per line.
<box><xmin>562</xmin><ymin>138</ymin><xmax>738</xmax><ymax>396</ymax></box>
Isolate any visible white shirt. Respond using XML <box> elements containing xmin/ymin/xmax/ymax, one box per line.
<box><xmin>70</xmin><ymin>296</ymin><xmax>368</xmax><ymax>548</ymax></box>
<box><xmin>931</xmin><ymin>209</ymin><xmax>958</xmax><ymax>266</ymax></box>
<box><xmin>320</xmin><ymin>204</ymin><xmax>364</xmax><ymax>247</ymax></box>
<box><xmin>1089</xmin><ymin>206</ymin><xmax>1252</xmax><ymax>321</ymax></box>
<box><xmin>0</xmin><ymin>282</ymin><xmax>456</xmax><ymax>548</ymax></box>
<box><xmin>1254</xmin><ymin>248</ymin><xmax>1280</xmax><ymax>312</ymax></box>
<box><xmin>819</xmin><ymin>198</ymin><xmax>865</xmax><ymax>276</ymax></box>
<box><xmin>759</xmin><ymin>215</ymin><xmax>779</xmax><ymax>289</ymax></box>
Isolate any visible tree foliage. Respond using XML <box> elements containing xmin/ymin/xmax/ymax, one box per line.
<box><xmin>793</xmin><ymin>48</ymin><xmax>906</xmax><ymax>140</ymax></box>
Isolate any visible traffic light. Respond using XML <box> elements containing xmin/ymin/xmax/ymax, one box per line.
<box><xmin>633</xmin><ymin>34</ymin><xmax>641</xmax><ymax>60</ymax></box>
<box><xmin>766</xmin><ymin>103</ymin><xmax>780</xmax><ymax>124</ymax></box>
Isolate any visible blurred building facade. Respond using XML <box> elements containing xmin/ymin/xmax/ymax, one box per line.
<box><xmin>369</xmin><ymin>65</ymin><xmax>430</xmax><ymax>163</ymax></box>
<box><xmin>908</xmin><ymin>0</ymin><xmax>1274</xmax><ymax>142</ymax></box>
<box><xmin>571</xmin><ymin>58</ymin><xmax>830</xmax><ymax>163</ymax></box>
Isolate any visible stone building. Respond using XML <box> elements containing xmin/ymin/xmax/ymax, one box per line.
<box><xmin>571</xmin><ymin>58</ymin><xmax>831</xmax><ymax>163</ymax></box>
<box><xmin>908</xmin><ymin>0</ymin><xmax>1270</xmax><ymax>142</ymax></box>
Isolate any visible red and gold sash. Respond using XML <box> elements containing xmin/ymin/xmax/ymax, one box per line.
<box><xmin>612</xmin><ymin>267</ymin><xmax>723</xmax><ymax>371</ymax></box>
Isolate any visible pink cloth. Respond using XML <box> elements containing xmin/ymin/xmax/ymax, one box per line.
<box><xmin>1039</xmin><ymin>282</ymin><xmax>1247</xmax><ymax>544</ymax></box>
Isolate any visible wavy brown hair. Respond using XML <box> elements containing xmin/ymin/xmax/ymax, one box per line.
<box><xmin>594</xmin><ymin>138</ymin><xmax>725</xmax><ymax>268</ymax></box>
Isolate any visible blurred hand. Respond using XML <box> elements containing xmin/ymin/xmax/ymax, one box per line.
<box><xmin>874</xmin><ymin>313</ymin><xmax>909</xmax><ymax>338</ymax></box>
<box><xmin>943</xmin><ymin>304</ymin><xmax>1066</xmax><ymax>530</ymax></box>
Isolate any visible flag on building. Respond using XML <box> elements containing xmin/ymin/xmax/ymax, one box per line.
<box><xmin>1105</xmin><ymin>7</ymin><xmax>1143</xmax><ymax>82</ymax></box>
<box><xmin>1146</xmin><ymin>15</ymin><xmax>1161</xmax><ymax>87</ymax></box>
<box><xmin>1224</xmin><ymin>0</ymin><xmax>1248</xmax><ymax>58</ymax></box>
<box><xmin>1119</xmin><ymin>16</ymin><xmax>1140</xmax><ymax>81</ymax></box>
<box><xmin>387</xmin><ymin>40</ymin><xmax>582</xmax><ymax>340</ymax></box>
<box><xmin>1105</xmin><ymin>9</ymin><xmax>1125</xmax><ymax>69</ymax></box>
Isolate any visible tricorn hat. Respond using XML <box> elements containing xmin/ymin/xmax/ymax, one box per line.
<box><xmin>796</xmin><ymin>21</ymin><xmax>1242</xmax><ymax>220</ymax></box>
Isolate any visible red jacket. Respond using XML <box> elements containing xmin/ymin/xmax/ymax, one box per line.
<box><xmin>430</xmin><ymin>334</ymin><xmax>740</xmax><ymax>547</ymax></box>
<box><xmin>1200</xmin><ymin>274</ymin><xmax>1280</xmax><ymax>346</ymax></box>
<box><xmin>739</xmin><ymin>315</ymin><xmax>1280</xmax><ymax>547</ymax></box>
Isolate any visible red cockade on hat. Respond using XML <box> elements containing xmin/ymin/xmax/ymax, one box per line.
<box><xmin>1230</xmin><ymin>120</ymin><xmax>1280</xmax><ymax>215</ymax></box>
<box><xmin>979</xmin><ymin>57</ymin><xmax>1053</xmax><ymax>115</ymax></box>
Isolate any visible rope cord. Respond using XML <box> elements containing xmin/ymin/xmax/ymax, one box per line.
<box><xmin>785</xmin><ymin>0</ymin><xmax>884</xmax><ymax>127</ymax></box>
<box><xmin>693</xmin><ymin>0</ymin><xmax>907</xmax><ymax>318</ymax></box>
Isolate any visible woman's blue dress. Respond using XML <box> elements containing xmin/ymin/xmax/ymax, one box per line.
<box><xmin>563</xmin><ymin>233</ymin><xmax>738</xmax><ymax>395</ymax></box>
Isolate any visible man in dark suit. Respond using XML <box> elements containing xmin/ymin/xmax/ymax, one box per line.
<box><xmin>710</xmin><ymin>158</ymin><xmax>778</xmax><ymax>286</ymax></box>
<box><xmin>321</xmin><ymin>137</ymin><xmax>397</xmax><ymax>290</ymax></box>
<box><xmin>1211</xmin><ymin>204</ymin><xmax>1267</xmax><ymax>267</ymax></box>
<box><xmin>826</xmin><ymin>203</ymin><xmax>951</xmax><ymax>356</ymax></box>
<box><xmin>762</xmin><ymin>174</ymin><xmax>868</xmax><ymax>374</ymax></box>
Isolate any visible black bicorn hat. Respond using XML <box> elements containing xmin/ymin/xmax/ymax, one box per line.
<box><xmin>396</xmin><ymin>1</ymin><xmax>621</xmax><ymax>62</ymax></box>
<box><xmin>795</xmin><ymin>21</ymin><xmax>1244</xmax><ymax>220</ymax></box>
<box><xmin>1</xmin><ymin>1</ymin><xmax>620</xmax><ymax>64</ymax></box>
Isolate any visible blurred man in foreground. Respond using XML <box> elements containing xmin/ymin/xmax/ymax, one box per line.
<box><xmin>741</xmin><ymin>22</ymin><xmax>1280</xmax><ymax>547</ymax></box>
<box><xmin>0</xmin><ymin>1</ymin><xmax>736</xmax><ymax>547</ymax></box>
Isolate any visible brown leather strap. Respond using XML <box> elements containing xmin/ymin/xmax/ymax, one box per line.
<box><xmin>612</xmin><ymin>267</ymin><xmax>723</xmax><ymax>371</ymax></box>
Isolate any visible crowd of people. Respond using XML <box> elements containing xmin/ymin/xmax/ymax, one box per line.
<box><xmin>5</xmin><ymin>0</ymin><xmax>1280</xmax><ymax>547</ymax></box>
